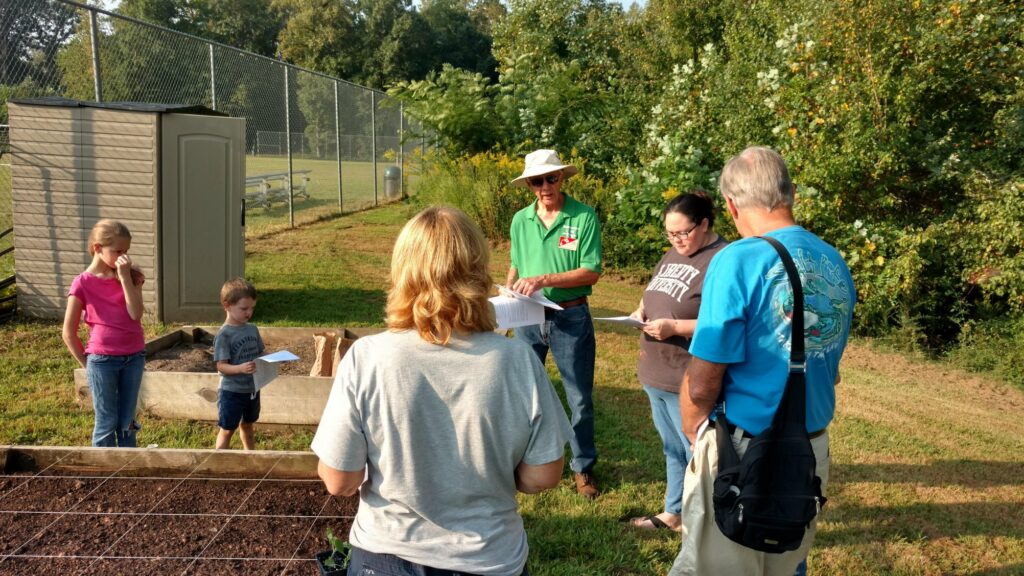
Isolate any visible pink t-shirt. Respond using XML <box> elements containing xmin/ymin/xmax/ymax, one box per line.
<box><xmin>68</xmin><ymin>272</ymin><xmax>145</xmax><ymax>356</ymax></box>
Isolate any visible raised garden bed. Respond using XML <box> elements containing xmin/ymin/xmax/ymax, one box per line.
<box><xmin>0</xmin><ymin>446</ymin><xmax>357</xmax><ymax>575</ymax></box>
<box><xmin>74</xmin><ymin>326</ymin><xmax>380</xmax><ymax>425</ymax></box>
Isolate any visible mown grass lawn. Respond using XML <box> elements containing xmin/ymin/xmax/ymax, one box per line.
<box><xmin>0</xmin><ymin>202</ymin><xmax>1021</xmax><ymax>574</ymax></box>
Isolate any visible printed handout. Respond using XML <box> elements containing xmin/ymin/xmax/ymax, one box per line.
<box><xmin>490</xmin><ymin>295</ymin><xmax>545</xmax><ymax>329</ymax></box>
<box><xmin>489</xmin><ymin>285</ymin><xmax>565</xmax><ymax>330</ymax></box>
<box><xmin>253</xmin><ymin>350</ymin><xmax>300</xmax><ymax>394</ymax></box>
<box><xmin>594</xmin><ymin>316</ymin><xmax>647</xmax><ymax>329</ymax></box>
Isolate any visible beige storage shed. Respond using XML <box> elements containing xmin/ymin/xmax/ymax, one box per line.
<box><xmin>8</xmin><ymin>98</ymin><xmax>245</xmax><ymax>323</ymax></box>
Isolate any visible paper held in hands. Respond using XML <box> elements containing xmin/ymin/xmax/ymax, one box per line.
<box><xmin>253</xmin><ymin>350</ymin><xmax>300</xmax><ymax>393</ymax></box>
<box><xmin>490</xmin><ymin>284</ymin><xmax>564</xmax><ymax>330</ymax></box>
<box><xmin>594</xmin><ymin>316</ymin><xmax>647</xmax><ymax>329</ymax></box>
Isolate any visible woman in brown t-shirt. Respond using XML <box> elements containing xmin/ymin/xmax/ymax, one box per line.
<box><xmin>628</xmin><ymin>190</ymin><xmax>727</xmax><ymax>531</ymax></box>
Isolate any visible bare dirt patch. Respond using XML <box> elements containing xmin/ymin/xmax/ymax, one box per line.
<box><xmin>0</xmin><ymin>473</ymin><xmax>356</xmax><ymax>575</ymax></box>
<box><xmin>146</xmin><ymin>337</ymin><xmax>318</xmax><ymax>376</ymax></box>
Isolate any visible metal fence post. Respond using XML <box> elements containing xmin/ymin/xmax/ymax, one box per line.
<box><xmin>88</xmin><ymin>9</ymin><xmax>103</xmax><ymax>102</ymax></box>
<box><xmin>335</xmin><ymin>81</ymin><xmax>343</xmax><ymax>211</ymax></box>
<box><xmin>371</xmin><ymin>91</ymin><xmax>378</xmax><ymax>207</ymax></box>
<box><xmin>209</xmin><ymin>44</ymin><xmax>216</xmax><ymax>110</ymax></box>
<box><xmin>285</xmin><ymin>65</ymin><xmax>294</xmax><ymax>227</ymax></box>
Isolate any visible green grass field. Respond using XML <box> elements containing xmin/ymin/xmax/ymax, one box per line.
<box><xmin>0</xmin><ymin>203</ymin><xmax>1022</xmax><ymax>574</ymax></box>
<box><xmin>243</xmin><ymin>155</ymin><xmax>417</xmax><ymax>237</ymax></box>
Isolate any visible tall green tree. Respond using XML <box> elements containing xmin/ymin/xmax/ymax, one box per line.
<box><xmin>420</xmin><ymin>0</ymin><xmax>498</xmax><ymax>80</ymax></box>
<box><xmin>0</xmin><ymin>0</ymin><xmax>78</xmax><ymax>116</ymax></box>
<box><xmin>117</xmin><ymin>0</ymin><xmax>285</xmax><ymax>56</ymax></box>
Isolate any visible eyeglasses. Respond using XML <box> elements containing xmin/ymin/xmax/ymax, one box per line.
<box><xmin>664</xmin><ymin>222</ymin><xmax>699</xmax><ymax>241</ymax></box>
<box><xmin>527</xmin><ymin>173</ymin><xmax>562</xmax><ymax>187</ymax></box>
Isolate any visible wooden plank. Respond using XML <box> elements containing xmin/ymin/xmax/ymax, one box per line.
<box><xmin>7</xmin><ymin>103</ymin><xmax>78</xmax><ymax>120</ymax></box>
<box><xmin>72</xmin><ymin>327</ymin><xmax>381</xmax><ymax>426</ymax></box>
<box><xmin>8</xmin><ymin>225</ymin><xmax>154</xmax><ymax>246</ymax></box>
<box><xmin>144</xmin><ymin>329</ymin><xmax>184</xmax><ymax>355</ymax></box>
<box><xmin>12</xmin><ymin>191</ymin><xmax>155</xmax><ymax>210</ymax></box>
<box><xmin>87</xmin><ymin>133</ymin><xmax>153</xmax><ymax>149</ymax></box>
<box><xmin>13</xmin><ymin>202</ymin><xmax>158</xmax><ymax>224</ymax></box>
<box><xmin>82</xmin><ymin>121</ymin><xmax>155</xmax><ymax>138</ymax></box>
<box><xmin>8</xmin><ymin>128</ymin><xmax>80</xmax><ymax>145</ymax></box>
<box><xmin>12</xmin><ymin>164</ymin><xmax>80</xmax><ymax>183</ymax></box>
<box><xmin>75</xmin><ymin>369</ymin><xmax>335</xmax><ymax>426</ymax></box>
<box><xmin>10</xmin><ymin>141</ymin><xmax>76</xmax><ymax>157</ymax></box>
<box><xmin>16</xmin><ymin>248</ymin><xmax>155</xmax><ymax>268</ymax></box>
<box><xmin>12</xmin><ymin>142</ymin><xmax>155</xmax><ymax>162</ymax></box>
<box><xmin>0</xmin><ymin>445</ymin><xmax>320</xmax><ymax>479</ymax></box>
<box><xmin>80</xmin><ymin>108</ymin><xmax>158</xmax><ymax>125</ymax></box>
<box><xmin>10</xmin><ymin>117</ymin><xmax>83</xmax><ymax>133</ymax></box>
<box><xmin>12</xmin><ymin>154</ymin><xmax>155</xmax><ymax>174</ymax></box>
<box><xmin>11</xmin><ymin>176</ymin><xmax>81</xmax><ymax>194</ymax></box>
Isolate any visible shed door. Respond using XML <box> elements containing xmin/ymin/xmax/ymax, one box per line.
<box><xmin>160</xmin><ymin>114</ymin><xmax>245</xmax><ymax>322</ymax></box>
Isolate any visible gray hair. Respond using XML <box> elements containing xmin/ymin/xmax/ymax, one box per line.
<box><xmin>719</xmin><ymin>146</ymin><xmax>794</xmax><ymax>210</ymax></box>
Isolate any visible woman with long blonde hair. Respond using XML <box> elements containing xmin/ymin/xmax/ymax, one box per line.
<box><xmin>312</xmin><ymin>206</ymin><xmax>571</xmax><ymax>576</ymax></box>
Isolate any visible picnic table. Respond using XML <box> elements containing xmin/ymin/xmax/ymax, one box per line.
<box><xmin>244</xmin><ymin>170</ymin><xmax>311</xmax><ymax>209</ymax></box>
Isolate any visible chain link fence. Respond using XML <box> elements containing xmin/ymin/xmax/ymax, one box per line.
<box><xmin>1</xmin><ymin>0</ymin><xmax>432</xmax><ymax>241</ymax></box>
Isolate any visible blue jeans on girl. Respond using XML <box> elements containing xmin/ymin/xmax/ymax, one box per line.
<box><xmin>86</xmin><ymin>351</ymin><xmax>145</xmax><ymax>447</ymax></box>
<box><xmin>642</xmin><ymin>384</ymin><xmax>692</xmax><ymax>515</ymax></box>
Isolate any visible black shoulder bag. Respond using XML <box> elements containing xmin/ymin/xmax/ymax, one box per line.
<box><xmin>712</xmin><ymin>235</ymin><xmax>827</xmax><ymax>553</ymax></box>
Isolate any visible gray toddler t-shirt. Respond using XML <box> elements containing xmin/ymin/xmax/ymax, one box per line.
<box><xmin>213</xmin><ymin>323</ymin><xmax>264</xmax><ymax>394</ymax></box>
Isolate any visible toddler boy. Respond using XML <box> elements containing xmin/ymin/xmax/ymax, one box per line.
<box><xmin>214</xmin><ymin>278</ymin><xmax>264</xmax><ymax>450</ymax></box>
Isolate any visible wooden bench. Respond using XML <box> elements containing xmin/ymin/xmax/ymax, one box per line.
<box><xmin>244</xmin><ymin>170</ymin><xmax>312</xmax><ymax>209</ymax></box>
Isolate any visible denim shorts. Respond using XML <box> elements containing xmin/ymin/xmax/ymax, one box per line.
<box><xmin>218</xmin><ymin>389</ymin><xmax>260</xmax><ymax>430</ymax></box>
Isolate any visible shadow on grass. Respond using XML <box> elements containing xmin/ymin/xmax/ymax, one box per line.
<box><xmin>257</xmin><ymin>287</ymin><xmax>386</xmax><ymax>326</ymax></box>
<box><xmin>834</xmin><ymin>460</ymin><xmax>1024</xmax><ymax>488</ymax></box>
<box><xmin>822</xmin><ymin>499</ymin><xmax>1024</xmax><ymax>541</ymax></box>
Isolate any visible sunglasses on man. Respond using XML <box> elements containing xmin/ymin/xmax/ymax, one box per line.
<box><xmin>527</xmin><ymin>173</ymin><xmax>562</xmax><ymax>187</ymax></box>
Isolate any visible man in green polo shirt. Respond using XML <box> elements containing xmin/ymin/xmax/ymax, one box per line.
<box><xmin>505</xmin><ymin>149</ymin><xmax>603</xmax><ymax>499</ymax></box>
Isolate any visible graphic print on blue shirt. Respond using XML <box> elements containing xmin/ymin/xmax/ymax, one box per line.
<box><xmin>765</xmin><ymin>247</ymin><xmax>854</xmax><ymax>360</ymax></box>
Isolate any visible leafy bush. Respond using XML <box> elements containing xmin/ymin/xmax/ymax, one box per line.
<box><xmin>411</xmin><ymin>150</ymin><xmax>613</xmax><ymax>243</ymax></box>
<box><xmin>948</xmin><ymin>316</ymin><xmax>1024</xmax><ymax>389</ymax></box>
<box><xmin>631</xmin><ymin>0</ymin><xmax>1023</xmax><ymax>346</ymax></box>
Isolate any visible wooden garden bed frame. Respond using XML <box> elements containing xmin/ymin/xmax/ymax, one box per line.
<box><xmin>73</xmin><ymin>326</ymin><xmax>381</xmax><ymax>426</ymax></box>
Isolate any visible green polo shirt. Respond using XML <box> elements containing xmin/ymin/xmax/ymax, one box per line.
<box><xmin>509</xmin><ymin>194</ymin><xmax>602</xmax><ymax>303</ymax></box>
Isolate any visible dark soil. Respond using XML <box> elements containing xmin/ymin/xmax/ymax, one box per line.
<box><xmin>146</xmin><ymin>337</ymin><xmax>319</xmax><ymax>376</ymax></box>
<box><xmin>0</xmin><ymin>473</ymin><xmax>357</xmax><ymax>575</ymax></box>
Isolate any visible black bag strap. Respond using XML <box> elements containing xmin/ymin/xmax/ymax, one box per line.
<box><xmin>757</xmin><ymin>236</ymin><xmax>805</xmax><ymax>368</ymax></box>
<box><xmin>756</xmin><ymin>235</ymin><xmax>807</xmax><ymax>431</ymax></box>
<box><xmin>715</xmin><ymin>235</ymin><xmax>808</xmax><ymax>464</ymax></box>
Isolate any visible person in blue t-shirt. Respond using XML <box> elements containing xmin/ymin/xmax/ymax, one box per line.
<box><xmin>669</xmin><ymin>147</ymin><xmax>856</xmax><ymax>576</ymax></box>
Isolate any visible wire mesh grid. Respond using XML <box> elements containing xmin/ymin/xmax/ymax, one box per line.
<box><xmin>1</xmin><ymin>0</ymin><xmax>425</xmax><ymax>243</ymax></box>
<box><xmin>0</xmin><ymin>449</ymin><xmax>354</xmax><ymax>575</ymax></box>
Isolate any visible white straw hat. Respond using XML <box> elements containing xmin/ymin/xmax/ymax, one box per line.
<box><xmin>510</xmin><ymin>149</ymin><xmax>579</xmax><ymax>187</ymax></box>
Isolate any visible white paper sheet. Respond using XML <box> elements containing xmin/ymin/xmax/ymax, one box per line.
<box><xmin>594</xmin><ymin>315</ymin><xmax>647</xmax><ymax>329</ymax></box>
<box><xmin>253</xmin><ymin>350</ymin><xmax>300</xmax><ymax>393</ymax></box>
<box><xmin>495</xmin><ymin>284</ymin><xmax>564</xmax><ymax>310</ymax></box>
<box><xmin>490</xmin><ymin>295</ymin><xmax>545</xmax><ymax>330</ymax></box>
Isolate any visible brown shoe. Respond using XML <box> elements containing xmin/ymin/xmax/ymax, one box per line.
<box><xmin>574</xmin><ymin>472</ymin><xmax>600</xmax><ymax>499</ymax></box>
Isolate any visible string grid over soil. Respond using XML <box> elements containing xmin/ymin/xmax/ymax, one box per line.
<box><xmin>0</xmin><ymin>467</ymin><xmax>356</xmax><ymax>575</ymax></box>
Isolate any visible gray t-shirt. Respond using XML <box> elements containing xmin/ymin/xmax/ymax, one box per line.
<box><xmin>637</xmin><ymin>237</ymin><xmax>727</xmax><ymax>392</ymax></box>
<box><xmin>213</xmin><ymin>323</ymin><xmax>264</xmax><ymax>393</ymax></box>
<box><xmin>311</xmin><ymin>329</ymin><xmax>572</xmax><ymax>576</ymax></box>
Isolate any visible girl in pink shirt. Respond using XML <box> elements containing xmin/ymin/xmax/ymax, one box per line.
<box><xmin>62</xmin><ymin>219</ymin><xmax>146</xmax><ymax>447</ymax></box>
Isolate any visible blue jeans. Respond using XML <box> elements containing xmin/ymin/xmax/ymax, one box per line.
<box><xmin>516</xmin><ymin>304</ymin><xmax>596</xmax><ymax>474</ymax></box>
<box><xmin>795</xmin><ymin>560</ymin><xmax>807</xmax><ymax>576</ymax></box>
<box><xmin>348</xmin><ymin>546</ymin><xmax>529</xmax><ymax>576</ymax></box>
<box><xmin>642</xmin><ymin>384</ymin><xmax>691</xmax><ymax>515</ymax></box>
<box><xmin>86</xmin><ymin>351</ymin><xmax>145</xmax><ymax>447</ymax></box>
